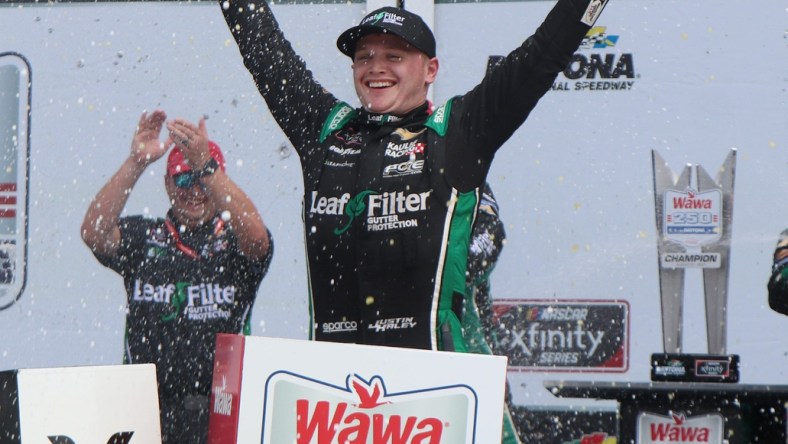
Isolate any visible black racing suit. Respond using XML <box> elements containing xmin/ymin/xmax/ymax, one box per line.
<box><xmin>93</xmin><ymin>212</ymin><xmax>272</xmax><ymax>443</ymax></box>
<box><xmin>222</xmin><ymin>1</ymin><xmax>592</xmax><ymax>442</ymax></box>
<box><xmin>768</xmin><ymin>228</ymin><xmax>788</xmax><ymax>314</ymax></box>
<box><xmin>222</xmin><ymin>0</ymin><xmax>590</xmax><ymax>350</ymax></box>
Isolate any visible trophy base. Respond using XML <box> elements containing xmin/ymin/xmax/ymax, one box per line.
<box><xmin>651</xmin><ymin>353</ymin><xmax>740</xmax><ymax>383</ymax></box>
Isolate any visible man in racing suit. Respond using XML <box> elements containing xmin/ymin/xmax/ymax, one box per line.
<box><xmin>220</xmin><ymin>1</ymin><xmax>606</xmax><ymax>442</ymax></box>
<box><xmin>768</xmin><ymin>229</ymin><xmax>788</xmax><ymax>315</ymax></box>
<box><xmin>81</xmin><ymin>110</ymin><xmax>272</xmax><ymax>443</ymax></box>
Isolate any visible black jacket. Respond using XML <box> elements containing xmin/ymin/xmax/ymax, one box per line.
<box><xmin>221</xmin><ymin>0</ymin><xmax>592</xmax><ymax>350</ymax></box>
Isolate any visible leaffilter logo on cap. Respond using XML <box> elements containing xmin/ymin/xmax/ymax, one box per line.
<box><xmin>363</xmin><ymin>11</ymin><xmax>405</xmax><ymax>27</ymax></box>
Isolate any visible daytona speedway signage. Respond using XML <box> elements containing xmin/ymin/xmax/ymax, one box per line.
<box><xmin>207</xmin><ymin>334</ymin><xmax>507</xmax><ymax>443</ymax></box>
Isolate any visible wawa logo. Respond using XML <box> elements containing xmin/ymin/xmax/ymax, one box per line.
<box><xmin>262</xmin><ymin>373</ymin><xmax>476</xmax><ymax>443</ymax></box>
<box><xmin>671</xmin><ymin>190</ymin><xmax>714</xmax><ymax>210</ymax></box>
<box><xmin>637</xmin><ymin>411</ymin><xmax>723</xmax><ymax>443</ymax></box>
<box><xmin>664</xmin><ymin>188</ymin><xmax>722</xmax><ymax>247</ymax></box>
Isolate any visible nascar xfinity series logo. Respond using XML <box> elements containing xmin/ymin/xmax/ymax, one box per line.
<box><xmin>493</xmin><ymin>300</ymin><xmax>629</xmax><ymax>372</ymax></box>
<box><xmin>308</xmin><ymin>189</ymin><xmax>431</xmax><ymax>235</ymax></box>
<box><xmin>552</xmin><ymin>26</ymin><xmax>637</xmax><ymax>92</ymax></box>
<box><xmin>262</xmin><ymin>373</ymin><xmax>475</xmax><ymax>443</ymax></box>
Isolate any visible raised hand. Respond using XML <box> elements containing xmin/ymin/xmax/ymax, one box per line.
<box><xmin>166</xmin><ymin>116</ymin><xmax>211</xmax><ymax>170</ymax></box>
<box><xmin>130</xmin><ymin>110</ymin><xmax>169</xmax><ymax>166</ymax></box>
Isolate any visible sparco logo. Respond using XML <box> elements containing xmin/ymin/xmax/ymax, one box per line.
<box><xmin>327</xmin><ymin>105</ymin><xmax>353</xmax><ymax>132</ymax></box>
<box><xmin>638</xmin><ymin>412</ymin><xmax>723</xmax><ymax>443</ymax></box>
<box><xmin>368</xmin><ymin>317</ymin><xmax>417</xmax><ymax>332</ymax></box>
<box><xmin>264</xmin><ymin>373</ymin><xmax>474</xmax><ymax>443</ymax></box>
<box><xmin>323</xmin><ymin>320</ymin><xmax>358</xmax><ymax>333</ymax></box>
<box><xmin>431</xmin><ymin>104</ymin><xmax>446</xmax><ymax>124</ymax></box>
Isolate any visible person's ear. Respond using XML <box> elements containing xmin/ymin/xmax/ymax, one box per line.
<box><xmin>425</xmin><ymin>57</ymin><xmax>439</xmax><ymax>85</ymax></box>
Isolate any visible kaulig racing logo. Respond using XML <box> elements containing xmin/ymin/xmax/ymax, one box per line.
<box><xmin>263</xmin><ymin>373</ymin><xmax>475</xmax><ymax>443</ymax></box>
<box><xmin>552</xmin><ymin>26</ymin><xmax>637</xmax><ymax>92</ymax></box>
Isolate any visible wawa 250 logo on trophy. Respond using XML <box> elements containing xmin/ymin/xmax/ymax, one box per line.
<box><xmin>650</xmin><ymin>149</ymin><xmax>739</xmax><ymax>383</ymax></box>
<box><xmin>261</xmin><ymin>372</ymin><xmax>476</xmax><ymax>443</ymax></box>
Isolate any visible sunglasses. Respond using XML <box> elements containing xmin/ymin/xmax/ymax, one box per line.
<box><xmin>172</xmin><ymin>171</ymin><xmax>201</xmax><ymax>189</ymax></box>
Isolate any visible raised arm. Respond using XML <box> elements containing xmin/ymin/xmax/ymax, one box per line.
<box><xmin>166</xmin><ymin>117</ymin><xmax>270</xmax><ymax>260</ymax></box>
<box><xmin>218</xmin><ymin>0</ymin><xmax>339</xmax><ymax>152</ymax></box>
<box><xmin>81</xmin><ymin>110</ymin><xmax>169</xmax><ymax>257</ymax></box>
<box><xmin>446</xmin><ymin>0</ymin><xmax>605</xmax><ymax>191</ymax></box>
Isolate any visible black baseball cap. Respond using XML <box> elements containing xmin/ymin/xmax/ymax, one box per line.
<box><xmin>337</xmin><ymin>7</ymin><xmax>436</xmax><ymax>59</ymax></box>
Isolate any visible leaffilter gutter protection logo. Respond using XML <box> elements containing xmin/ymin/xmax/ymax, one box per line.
<box><xmin>335</xmin><ymin>190</ymin><xmax>378</xmax><ymax>235</ymax></box>
<box><xmin>261</xmin><ymin>372</ymin><xmax>477</xmax><ymax>443</ymax></box>
<box><xmin>363</xmin><ymin>12</ymin><xmax>405</xmax><ymax>28</ymax></box>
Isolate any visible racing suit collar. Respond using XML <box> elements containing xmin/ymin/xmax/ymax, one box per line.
<box><xmin>166</xmin><ymin>209</ymin><xmax>222</xmax><ymax>236</ymax></box>
<box><xmin>358</xmin><ymin>102</ymin><xmax>430</xmax><ymax>128</ymax></box>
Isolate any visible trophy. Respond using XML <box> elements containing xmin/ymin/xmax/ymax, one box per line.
<box><xmin>650</xmin><ymin>149</ymin><xmax>739</xmax><ymax>383</ymax></box>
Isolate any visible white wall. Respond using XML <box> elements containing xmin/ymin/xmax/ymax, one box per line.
<box><xmin>0</xmin><ymin>0</ymin><xmax>785</xmax><ymax>408</ymax></box>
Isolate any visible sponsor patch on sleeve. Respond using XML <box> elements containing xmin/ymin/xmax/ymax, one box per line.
<box><xmin>581</xmin><ymin>0</ymin><xmax>609</xmax><ymax>26</ymax></box>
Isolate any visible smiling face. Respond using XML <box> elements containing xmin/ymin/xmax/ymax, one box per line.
<box><xmin>352</xmin><ymin>33</ymin><xmax>439</xmax><ymax>115</ymax></box>
<box><xmin>165</xmin><ymin>174</ymin><xmax>216</xmax><ymax>228</ymax></box>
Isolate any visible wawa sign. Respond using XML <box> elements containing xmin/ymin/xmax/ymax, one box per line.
<box><xmin>207</xmin><ymin>334</ymin><xmax>508</xmax><ymax>443</ymax></box>
<box><xmin>637</xmin><ymin>411</ymin><xmax>724</xmax><ymax>444</ymax></box>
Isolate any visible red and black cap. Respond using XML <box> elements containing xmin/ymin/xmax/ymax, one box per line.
<box><xmin>166</xmin><ymin>141</ymin><xmax>226</xmax><ymax>176</ymax></box>
<box><xmin>337</xmin><ymin>7</ymin><xmax>436</xmax><ymax>59</ymax></box>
